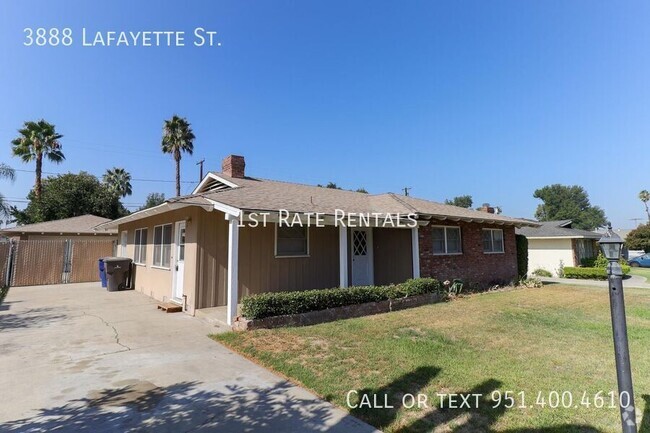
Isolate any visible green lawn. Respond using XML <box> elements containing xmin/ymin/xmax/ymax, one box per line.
<box><xmin>214</xmin><ymin>285</ymin><xmax>650</xmax><ymax>432</ymax></box>
<box><xmin>630</xmin><ymin>267</ymin><xmax>650</xmax><ymax>283</ymax></box>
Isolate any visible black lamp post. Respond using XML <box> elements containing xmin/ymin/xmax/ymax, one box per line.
<box><xmin>599</xmin><ymin>224</ymin><xmax>637</xmax><ymax>432</ymax></box>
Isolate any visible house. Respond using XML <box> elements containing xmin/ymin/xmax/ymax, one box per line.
<box><xmin>0</xmin><ymin>214</ymin><xmax>118</xmax><ymax>241</ymax></box>
<box><xmin>95</xmin><ymin>155</ymin><xmax>537</xmax><ymax>324</ymax></box>
<box><xmin>516</xmin><ymin>220</ymin><xmax>601</xmax><ymax>276</ymax></box>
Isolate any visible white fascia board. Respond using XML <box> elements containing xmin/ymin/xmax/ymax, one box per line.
<box><xmin>204</xmin><ymin>197</ymin><xmax>241</xmax><ymax>217</ymax></box>
<box><xmin>94</xmin><ymin>201</ymin><xmax>210</xmax><ymax>231</ymax></box>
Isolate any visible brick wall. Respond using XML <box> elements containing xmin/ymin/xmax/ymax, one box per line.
<box><xmin>418</xmin><ymin>221</ymin><xmax>518</xmax><ymax>288</ymax></box>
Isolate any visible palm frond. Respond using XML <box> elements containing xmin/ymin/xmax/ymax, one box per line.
<box><xmin>0</xmin><ymin>164</ymin><xmax>15</xmax><ymax>182</ymax></box>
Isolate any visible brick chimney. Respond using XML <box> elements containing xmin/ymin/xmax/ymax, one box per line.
<box><xmin>222</xmin><ymin>155</ymin><xmax>245</xmax><ymax>178</ymax></box>
<box><xmin>479</xmin><ymin>204</ymin><xmax>495</xmax><ymax>214</ymax></box>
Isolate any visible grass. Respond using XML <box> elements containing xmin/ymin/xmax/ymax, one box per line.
<box><xmin>213</xmin><ymin>284</ymin><xmax>650</xmax><ymax>432</ymax></box>
<box><xmin>630</xmin><ymin>267</ymin><xmax>650</xmax><ymax>283</ymax></box>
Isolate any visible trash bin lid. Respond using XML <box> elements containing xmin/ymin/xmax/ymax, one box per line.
<box><xmin>103</xmin><ymin>257</ymin><xmax>133</xmax><ymax>262</ymax></box>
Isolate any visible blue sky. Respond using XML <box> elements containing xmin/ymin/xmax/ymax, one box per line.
<box><xmin>1</xmin><ymin>1</ymin><xmax>648</xmax><ymax>227</ymax></box>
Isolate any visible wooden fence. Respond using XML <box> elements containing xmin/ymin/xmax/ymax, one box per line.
<box><xmin>2</xmin><ymin>239</ymin><xmax>115</xmax><ymax>287</ymax></box>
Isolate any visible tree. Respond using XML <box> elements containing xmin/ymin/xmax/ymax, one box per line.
<box><xmin>161</xmin><ymin>115</ymin><xmax>195</xmax><ymax>197</ymax></box>
<box><xmin>10</xmin><ymin>172</ymin><xmax>128</xmax><ymax>225</ymax></box>
<box><xmin>356</xmin><ymin>188</ymin><xmax>369</xmax><ymax>194</ymax></box>
<box><xmin>626</xmin><ymin>223</ymin><xmax>650</xmax><ymax>252</ymax></box>
<box><xmin>11</xmin><ymin>119</ymin><xmax>64</xmax><ymax>200</ymax></box>
<box><xmin>533</xmin><ymin>184</ymin><xmax>606</xmax><ymax>230</ymax></box>
<box><xmin>640</xmin><ymin>190</ymin><xmax>650</xmax><ymax>222</ymax></box>
<box><xmin>445</xmin><ymin>195</ymin><xmax>473</xmax><ymax>208</ymax></box>
<box><xmin>317</xmin><ymin>182</ymin><xmax>342</xmax><ymax>189</ymax></box>
<box><xmin>0</xmin><ymin>163</ymin><xmax>16</xmax><ymax>222</ymax></box>
<box><xmin>103</xmin><ymin>167</ymin><xmax>133</xmax><ymax>198</ymax></box>
<box><xmin>138</xmin><ymin>192</ymin><xmax>166</xmax><ymax>211</ymax></box>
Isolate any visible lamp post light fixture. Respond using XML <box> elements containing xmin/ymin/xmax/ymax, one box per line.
<box><xmin>599</xmin><ymin>224</ymin><xmax>637</xmax><ymax>432</ymax></box>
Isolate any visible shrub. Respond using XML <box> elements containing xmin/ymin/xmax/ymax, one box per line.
<box><xmin>516</xmin><ymin>234</ymin><xmax>528</xmax><ymax>278</ymax></box>
<box><xmin>532</xmin><ymin>268</ymin><xmax>552</xmax><ymax>277</ymax></box>
<box><xmin>581</xmin><ymin>253</ymin><xmax>625</xmax><ymax>268</ymax></box>
<box><xmin>563</xmin><ymin>266</ymin><xmax>631</xmax><ymax>281</ymax></box>
<box><xmin>518</xmin><ymin>278</ymin><xmax>543</xmax><ymax>289</ymax></box>
<box><xmin>241</xmin><ymin>278</ymin><xmax>441</xmax><ymax>320</ymax></box>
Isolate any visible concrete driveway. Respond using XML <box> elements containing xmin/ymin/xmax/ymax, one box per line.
<box><xmin>0</xmin><ymin>283</ymin><xmax>378</xmax><ymax>433</ymax></box>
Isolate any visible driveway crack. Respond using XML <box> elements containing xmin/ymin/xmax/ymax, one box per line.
<box><xmin>83</xmin><ymin>312</ymin><xmax>131</xmax><ymax>351</ymax></box>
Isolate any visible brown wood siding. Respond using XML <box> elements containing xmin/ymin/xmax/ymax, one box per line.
<box><xmin>238</xmin><ymin>224</ymin><xmax>339</xmax><ymax>298</ymax></box>
<box><xmin>373</xmin><ymin>228</ymin><xmax>413</xmax><ymax>285</ymax></box>
<box><xmin>194</xmin><ymin>209</ymin><xmax>229</xmax><ymax>309</ymax></box>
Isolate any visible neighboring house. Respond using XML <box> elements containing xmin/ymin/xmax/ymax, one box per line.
<box><xmin>516</xmin><ymin>220</ymin><xmax>601</xmax><ymax>276</ymax></box>
<box><xmin>0</xmin><ymin>214</ymin><xmax>118</xmax><ymax>241</ymax></box>
<box><xmin>95</xmin><ymin>155</ymin><xmax>537</xmax><ymax>324</ymax></box>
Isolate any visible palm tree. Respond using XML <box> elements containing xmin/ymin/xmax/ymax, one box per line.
<box><xmin>103</xmin><ymin>167</ymin><xmax>133</xmax><ymax>198</ymax></box>
<box><xmin>640</xmin><ymin>190</ymin><xmax>650</xmax><ymax>222</ymax></box>
<box><xmin>161</xmin><ymin>115</ymin><xmax>195</xmax><ymax>196</ymax></box>
<box><xmin>0</xmin><ymin>163</ymin><xmax>16</xmax><ymax>222</ymax></box>
<box><xmin>11</xmin><ymin>120</ymin><xmax>64</xmax><ymax>199</ymax></box>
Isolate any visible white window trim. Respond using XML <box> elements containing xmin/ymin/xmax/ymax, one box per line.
<box><xmin>432</xmin><ymin>225</ymin><xmax>463</xmax><ymax>255</ymax></box>
<box><xmin>483</xmin><ymin>228</ymin><xmax>505</xmax><ymax>254</ymax></box>
<box><xmin>133</xmin><ymin>228</ymin><xmax>147</xmax><ymax>266</ymax></box>
<box><xmin>153</xmin><ymin>223</ymin><xmax>173</xmax><ymax>268</ymax></box>
<box><xmin>274</xmin><ymin>223</ymin><xmax>310</xmax><ymax>258</ymax></box>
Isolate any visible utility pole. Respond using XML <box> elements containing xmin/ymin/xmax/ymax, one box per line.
<box><xmin>196</xmin><ymin>159</ymin><xmax>205</xmax><ymax>181</ymax></box>
<box><xmin>402</xmin><ymin>187</ymin><xmax>411</xmax><ymax>197</ymax></box>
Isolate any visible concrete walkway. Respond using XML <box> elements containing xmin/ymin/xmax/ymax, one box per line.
<box><xmin>540</xmin><ymin>274</ymin><xmax>650</xmax><ymax>289</ymax></box>
<box><xmin>0</xmin><ymin>283</ymin><xmax>379</xmax><ymax>433</ymax></box>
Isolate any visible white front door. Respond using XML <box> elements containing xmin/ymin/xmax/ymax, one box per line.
<box><xmin>120</xmin><ymin>231</ymin><xmax>127</xmax><ymax>257</ymax></box>
<box><xmin>172</xmin><ymin>221</ymin><xmax>186</xmax><ymax>301</ymax></box>
<box><xmin>351</xmin><ymin>228</ymin><xmax>374</xmax><ymax>286</ymax></box>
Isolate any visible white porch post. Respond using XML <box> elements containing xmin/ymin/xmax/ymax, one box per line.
<box><xmin>226</xmin><ymin>214</ymin><xmax>240</xmax><ymax>325</ymax></box>
<box><xmin>411</xmin><ymin>226</ymin><xmax>421</xmax><ymax>278</ymax></box>
<box><xmin>339</xmin><ymin>225</ymin><xmax>349</xmax><ymax>288</ymax></box>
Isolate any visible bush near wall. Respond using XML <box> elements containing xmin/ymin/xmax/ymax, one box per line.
<box><xmin>563</xmin><ymin>266</ymin><xmax>631</xmax><ymax>281</ymax></box>
<box><xmin>241</xmin><ymin>278</ymin><xmax>442</xmax><ymax>320</ymax></box>
<box><xmin>516</xmin><ymin>234</ymin><xmax>528</xmax><ymax>278</ymax></box>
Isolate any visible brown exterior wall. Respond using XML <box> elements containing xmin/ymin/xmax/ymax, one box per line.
<box><xmin>373</xmin><ymin>228</ymin><xmax>413</xmax><ymax>285</ymax></box>
<box><xmin>238</xmin><ymin>224</ymin><xmax>339</xmax><ymax>298</ymax></box>
<box><xmin>194</xmin><ymin>209</ymin><xmax>229</xmax><ymax>309</ymax></box>
<box><xmin>119</xmin><ymin>207</ymin><xmax>201</xmax><ymax>315</ymax></box>
<box><xmin>418</xmin><ymin>221</ymin><xmax>518</xmax><ymax>287</ymax></box>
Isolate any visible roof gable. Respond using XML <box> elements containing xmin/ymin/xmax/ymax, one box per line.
<box><xmin>192</xmin><ymin>173</ymin><xmax>239</xmax><ymax>194</ymax></box>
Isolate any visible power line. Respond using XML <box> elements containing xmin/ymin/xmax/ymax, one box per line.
<box><xmin>9</xmin><ymin>168</ymin><xmax>196</xmax><ymax>184</ymax></box>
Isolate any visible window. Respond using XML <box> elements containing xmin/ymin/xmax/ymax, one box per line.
<box><xmin>432</xmin><ymin>226</ymin><xmax>462</xmax><ymax>255</ymax></box>
<box><xmin>134</xmin><ymin>228</ymin><xmax>148</xmax><ymax>265</ymax></box>
<box><xmin>153</xmin><ymin>224</ymin><xmax>173</xmax><ymax>268</ymax></box>
<box><xmin>483</xmin><ymin>229</ymin><xmax>504</xmax><ymax>253</ymax></box>
<box><xmin>276</xmin><ymin>225</ymin><xmax>308</xmax><ymax>257</ymax></box>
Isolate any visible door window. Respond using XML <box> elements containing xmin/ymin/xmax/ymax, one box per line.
<box><xmin>353</xmin><ymin>230</ymin><xmax>368</xmax><ymax>256</ymax></box>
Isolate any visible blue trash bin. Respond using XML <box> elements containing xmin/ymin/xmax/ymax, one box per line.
<box><xmin>98</xmin><ymin>259</ymin><xmax>107</xmax><ymax>288</ymax></box>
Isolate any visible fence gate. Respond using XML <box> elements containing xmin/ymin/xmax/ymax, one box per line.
<box><xmin>2</xmin><ymin>239</ymin><xmax>116</xmax><ymax>287</ymax></box>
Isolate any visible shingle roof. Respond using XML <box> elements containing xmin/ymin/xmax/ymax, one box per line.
<box><xmin>1</xmin><ymin>215</ymin><xmax>117</xmax><ymax>235</ymax></box>
<box><xmin>97</xmin><ymin>172</ymin><xmax>539</xmax><ymax>230</ymax></box>
<box><xmin>196</xmin><ymin>173</ymin><xmax>537</xmax><ymax>226</ymax></box>
<box><xmin>516</xmin><ymin>220</ymin><xmax>601</xmax><ymax>239</ymax></box>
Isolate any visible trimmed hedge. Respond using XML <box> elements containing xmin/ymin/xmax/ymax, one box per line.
<box><xmin>516</xmin><ymin>234</ymin><xmax>528</xmax><ymax>278</ymax></box>
<box><xmin>563</xmin><ymin>266</ymin><xmax>631</xmax><ymax>281</ymax></box>
<box><xmin>241</xmin><ymin>278</ymin><xmax>442</xmax><ymax>320</ymax></box>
